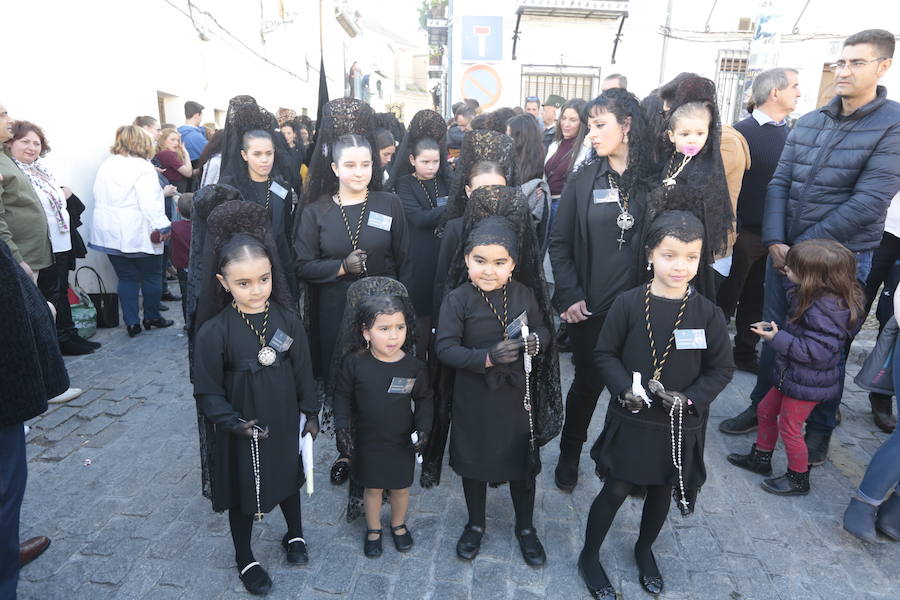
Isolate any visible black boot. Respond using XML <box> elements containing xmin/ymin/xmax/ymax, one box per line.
<box><xmin>554</xmin><ymin>438</ymin><xmax>581</xmax><ymax>492</ymax></box>
<box><xmin>876</xmin><ymin>492</ymin><xmax>900</xmax><ymax>541</ymax></box>
<box><xmin>726</xmin><ymin>444</ymin><xmax>773</xmax><ymax>476</ymax></box>
<box><xmin>869</xmin><ymin>393</ymin><xmax>897</xmax><ymax>434</ymax></box>
<box><xmin>761</xmin><ymin>469</ymin><xmax>810</xmax><ymax>496</ymax></box>
<box><xmin>719</xmin><ymin>405</ymin><xmax>758</xmax><ymax>434</ymax></box>
<box><xmin>804</xmin><ymin>430</ymin><xmax>831</xmax><ymax>467</ymax></box>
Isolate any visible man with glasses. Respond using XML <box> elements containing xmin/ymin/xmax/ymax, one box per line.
<box><xmin>720</xmin><ymin>29</ymin><xmax>900</xmax><ymax>469</ymax></box>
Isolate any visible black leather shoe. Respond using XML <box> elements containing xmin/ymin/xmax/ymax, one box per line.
<box><xmin>635</xmin><ymin>547</ymin><xmax>664</xmax><ymax>595</ymax></box>
<box><xmin>238</xmin><ymin>562</ymin><xmax>272</xmax><ymax>596</ymax></box>
<box><xmin>391</xmin><ymin>524</ymin><xmax>414</xmax><ymax>552</ymax></box>
<box><xmin>127</xmin><ymin>324</ymin><xmax>143</xmax><ymax>337</ymax></box>
<box><xmin>456</xmin><ymin>524</ymin><xmax>484</xmax><ymax>560</ymax></box>
<box><xmin>761</xmin><ymin>469</ymin><xmax>810</xmax><ymax>496</ymax></box>
<box><xmin>282</xmin><ymin>534</ymin><xmax>308</xmax><ymax>564</ymax></box>
<box><xmin>516</xmin><ymin>527</ymin><xmax>546</xmax><ymax>566</ymax></box>
<box><xmin>719</xmin><ymin>405</ymin><xmax>758</xmax><ymax>434</ymax></box>
<box><xmin>727</xmin><ymin>444</ymin><xmax>774</xmax><ymax>476</ymax></box>
<box><xmin>805</xmin><ymin>431</ymin><xmax>831</xmax><ymax>467</ymax></box>
<box><xmin>364</xmin><ymin>529</ymin><xmax>383</xmax><ymax>558</ymax></box>
<box><xmin>142</xmin><ymin>317</ymin><xmax>174</xmax><ymax>330</ymax></box>
<box><xmin>554</xmin><ymin>441</ymin><xmax>581</xmax><ymax>492</ymax></box>
<box><xmin>80</xmin><ymin>338</ymin><xmax>102</xmax><ymax>349</ymax></box>
<box><xmin>330</xmin><ymin>458</ymin><xmax>350</xmax><ymax>485</ymax></box>
<box><xmin>161</xmin><ymin>291</ymin><xmax>181</xmax><ymax>302</ymax></box>
<box><xmin>59</xmin><ymin>337</ymin><xmax>94</xmax><ymax>355</ymax></box>
<box><xmin>578</xmin><ymin>551</ymin><xmax>616</xmax><ymax>600</ymax></box>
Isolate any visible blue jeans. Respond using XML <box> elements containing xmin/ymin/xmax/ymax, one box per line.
<box><xmin>0</xmin><ymin>423</ymin><xmax>26</xmax><ymax>599</ymax></box>
<box><xmin>107</xmin><ymin>254</ymin><xmax>163</xmax><ymax>326</ymax></box>
<box><xmin>857</xmin><ymin>336</ymin><xmax>900</xmax><ymax>503</ymax></box>
<box><xmin>750</xmin><ymin>250</ymin><xmax>873</xmax><ymax>435</ymax></box>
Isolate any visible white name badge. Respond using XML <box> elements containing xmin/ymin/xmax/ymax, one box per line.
<box><xmin>436</xmin><ymin>195</ymin><xmax>449</xmax><ymax>207</ymax></box>
<box><xmin>368</xmin><ymin>211</ymin><xmax>393</xmax><ymax>231</ymax></box>
<box><xmin>674</xmin><ymin>329</ymin><xmax>707</xmax><ymax>350</ymax></box>
<box><xmin>388</xmin><ymin>377</ymin><xmax>416</xmax><ymax>394</ymax></box>
<box><xmin>270</xmin><ymin>328</ymin><xmax>294</xmax><ymax>352</ymax></box>
<box><xmin>269</xmin><ymin>181</ymin><xmax>288</xmax><ymax>199</ymax></box>
<box><xmin>506</xmin><ymin>310</ymin><xmax>529</xmax><ymax>339</ymax></box>
<box><xmin>592</xmin><ymin>188</ymin><xmax>619</xmax><ymax>204</ymax></box>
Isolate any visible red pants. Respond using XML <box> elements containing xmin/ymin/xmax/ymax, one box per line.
<box><xmin>756</xmin><ymin>388</ymin><xmax>817</xmax><ymax>473</ymax></box>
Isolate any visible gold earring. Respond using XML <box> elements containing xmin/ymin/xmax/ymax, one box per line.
<box><xmin>623</xmin><ymin>133</ymin><xmax>629</xmax><ymax>144</ymax></box>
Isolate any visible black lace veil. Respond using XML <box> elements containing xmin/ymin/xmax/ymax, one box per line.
<box><xmin>386</xmin><ymin>109</ymin><xmax>451</xmax><ymax>190</ymax></box>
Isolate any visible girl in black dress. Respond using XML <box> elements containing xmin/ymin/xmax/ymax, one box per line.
<box><xmin>192</xmin><ymin>201</ymin><xmax>321</xmax><ymax>596</ymax></box>
<box><xmin>332</xmin><ymin>294</ymin><xmax>433</xmax><ymax>557</ymax></box>
<box><xmin>579</xmin><ymin>211</ymin><xmax>733</xmax><ymax>599</ymax></box>
<box><xmin>435</xmin><ymin>215</ymin><xmax>560</xmax><ymax>567</ymax></box>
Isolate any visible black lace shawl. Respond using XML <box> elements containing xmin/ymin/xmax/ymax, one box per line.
<box><xmin>421</xmin><ymin>184</ymin><xmax>563</xmax><ymax>487</ymax></box>
<box><xmin>437</xmin><ymin>130</ymin><xmax>517</xmax><ymax>235</ymax></box>
<box><xmin>386</xmin><ymin>109</ymin><xmax>451</xmax><ymax>191</ymax></box>
<box><xmin>191</xmin><ymin>200</ymin><xmax>294</xmax><ymax>502</ymax></box>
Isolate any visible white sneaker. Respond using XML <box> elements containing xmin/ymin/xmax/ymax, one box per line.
<box><xmin>48</xmin><ymin>387</ymin><xmax>83</xmax><ymax>404</ymax></box>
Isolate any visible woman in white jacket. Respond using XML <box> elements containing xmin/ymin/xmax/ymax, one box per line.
<box><xmin>90</xmin><ymin>125</ymin><xmax>172</xmax><ymax>337</ymax></box>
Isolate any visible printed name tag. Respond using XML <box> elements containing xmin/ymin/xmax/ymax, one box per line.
<box><xmin>269</xmin><ymin>181</ymin><xmax>288</xmax><ymax>199</ymax></box>
<box><xmin>674</xmin><ymin>329</ymin><xmax>707</xmax><ymax>350</ymax></box>
<box><xmin>436</xmin><ymin>195</ymin><xmax>449</xmax><ymax>207</ymax></box>
<box><xmin>592</xmin><ymin>188</ymin><xmax>619</xmax><ymax>204</ymax></box>
<box><xmin>506</xmin><ymin>310</ymin><xmax>529</xmax><ymax>339</ymax></box>
<box><xmin>368</xmin><ymin>211</ymin><xmax>393</xmax><ymax>231</ymax></box>
<box><xmin>388</xmin><ymin>377</ymin><xmax>416</xmax><ymax>394</ymax></box>
<box><xmin>270</xmin><ymin>328</ymin><xmax>294</xmax><ymax>352</ymax></box>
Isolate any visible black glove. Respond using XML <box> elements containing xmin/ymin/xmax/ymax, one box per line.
<box><xmin>231</xmin><ymin>419</ymin><xmax>269</xmax><ymax>439</ymax></box>
<box><xmin>489</xmin><ymin>339</ymin><xmax>522</xmax><ymax>365</ymax></box>
<box><xmin>301</xmin><ymin>413</ymin><xmax>320</xmax><ymax>440</ymax></box>
<box><xmin>619</xmin><ymin>391</ymin><xmax>645</xmax><ymax>412</ymax></box>
<box><xmin>342</xmin><ymin>249</ymin><xmax>368</xmax><ymax>274</ymax></box>
<box><xmin>524</xmin><ymin>333</ymin><xmax>539</xmax><ymax>356</ymax></box>
<box><xmin>657</xmin><ymin>390</ymin><xmax>689</xmax><ymax>412</ymax></box>
<box><xmin>336</xmin><ymin>427</ymin><xmax>354</xmax><ymax>458</ymax></box>
<box><xmin>412</xmin><ymin>430</ymin><xmax>429</xmax><ymax>454</ymax></box>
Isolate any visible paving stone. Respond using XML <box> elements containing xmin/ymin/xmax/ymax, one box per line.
<box><xmin>34</xmin><ymin>406</ymin><xmax>81</xmax><ymax>430</ymax></box>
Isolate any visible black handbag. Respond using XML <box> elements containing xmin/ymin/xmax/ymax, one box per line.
<box><xmin>75</xmin><ymin>266</ymin><xmax>120</xmax><ymax>328</ymax></box>
<box><xmin>854</xmin><ymin>317</ymin><xmax>898</xmax><ymax>396</ymax></box>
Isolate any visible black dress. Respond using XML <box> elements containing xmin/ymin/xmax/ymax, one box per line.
<box><xmin>193</xmin><ymin>303</ymin><xmax>319</xmax><ymax>514</ymax></box>
<box><xmin>591</xmin><ymin>286</ymin><xmax>734</xmax><ymax>494</ymax></box>
<box><xmin>332</xmin><ymin>351</ymin><xmax>434</xmax><ymax>489</ymax></box>
<box><xmin>395</xmin><ymin>173</ymin><xmax>448</xmax><ymax>317</ymax></box>
<box><xmin>433</xmin><ymin>217</ymin><xmax>463</xmax><ymax>321</ymax></box>
<box><xmin>436</xmin><ymin>280</ymin><xmax>550</xmax><ymax>482</ymax></box>
<box><xmin>295</xmin><ymin>191</ymin><xmax>411</xmax><ymax>377</ymax></box>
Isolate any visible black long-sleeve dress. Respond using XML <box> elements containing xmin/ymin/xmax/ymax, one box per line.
<box><xmin>591</xmin><ymin>285</ymin><xmax>734</xmax><ymax>505</ymax></box>
<box><xmin>395</xmin><ymin>173</ymin><xmax>448</xmax><ymax>317</ymax></box>
<box><xmin>295</xmin><ymin>191</ymin><xmax>411</xmax><ymax>377</ymax></box>
<box><xmin>332</xmin><ymin>351</ymin><xmax>434</xmax><ymax>489</ymax></box>
<box><xmin>436</xmin><ymin>280</ymin><xmax>550</xmax><ymax>482</ymax></box>
<box><xmin>193</xmin><ymin>302</ymin><xmax>320</xmax><ymax>513</ymax></box>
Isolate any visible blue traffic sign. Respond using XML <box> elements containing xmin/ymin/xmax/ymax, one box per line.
<box><xmin>461</xmin><ymin>16</ymin><xmax>503</xmax><ymax>62</ymax></box>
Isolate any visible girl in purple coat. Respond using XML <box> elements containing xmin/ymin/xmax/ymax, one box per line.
<box><xmin>728</xmin><ymin>239</ymin><xmax>863</xmax><ymax>495</ymax></box>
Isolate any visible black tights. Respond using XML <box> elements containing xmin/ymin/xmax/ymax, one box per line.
<box><xmin>462</xmin><ymin>477</ymin><xmax>535</xmax><ymax>531</ymax></box>
<box><xmin>228</xmin><ymin>493</ymin><xmax>303</xmax><ymax>568</ymax></box>
<box><xmin>581</xmin><ymin>478</ymin><xmax>671</xmax><ymax>578</ymax></box>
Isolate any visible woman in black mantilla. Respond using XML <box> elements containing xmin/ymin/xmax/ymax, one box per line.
<box><xmin>579</xmin><ymin>211</ymin><xmax>733</xmax><ymax>599</ymax></box>
<box><xmin>389</xmin><ymin>109</ymin><xmax>453</xmax><ymax>355</ymax></box>
<box><xmin>548</xmin><ymin>88</ymin><xmax>658</xmax><ymax>494</ymax></box>
<box><xmin>191</xmin><ymin>200</ymin><xmax>321</xmax><ymax>595</ymax></box>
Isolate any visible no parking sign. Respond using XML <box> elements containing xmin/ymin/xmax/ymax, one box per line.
<box><xmin>459</xmin><ymin>64</ymin><xmax>503</xmax><ymax>109</ymax></box>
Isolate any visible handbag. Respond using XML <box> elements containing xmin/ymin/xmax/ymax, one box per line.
<box><xmin>75</xmin><ymin>266</ymin><xmax>120</xmax><ymax>328</ymax></box>
<box><xmin>69</xmin><ymin>285</ymin><xmax>97</xmax><ymax>339</ymax></box>
<box><xmin>854</xmin><ymin>317</ymin><xmax>898</xmax><ymax>396</ymax></box>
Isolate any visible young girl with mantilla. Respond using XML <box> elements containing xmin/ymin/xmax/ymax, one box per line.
<box><xmin>581</xmin><ymin>211</ymin><xmax>733</xmax><ymax>599</ymax></box>
<box><xmin>332</xmin><ymin>291</ymin><xmax>433</xmax><ymax>557</ymax></box>
<box><xmin>193</xmin><ymin>201</ymin><xmax>321</xmax><ymax>596</ymax></box>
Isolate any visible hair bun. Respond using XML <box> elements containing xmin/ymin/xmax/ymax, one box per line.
<box><xmin>407</xmin><ymin>109</ymin><xmax>447</xmax><ymax>146</ymax></box>
<box><xmin>673</xmin><ymin>77</ymin><xmax>717</xmax><ymax>107</ymax></box>
<box><xmin>207</xmin><ymin>200</ymin><xmax>269</xmax><ymax>243</ymax></box>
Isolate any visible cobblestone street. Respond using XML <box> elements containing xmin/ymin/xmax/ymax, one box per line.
<box><xmin>15</xmin><ymin>305</ymin><xmax>900</xmax><ymax>599</ymax></box>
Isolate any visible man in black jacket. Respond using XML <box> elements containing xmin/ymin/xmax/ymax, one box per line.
<box><xmin>720</xmin><ymin>30</ymin><xmax>900</xmax><ymax>466</ymax></box>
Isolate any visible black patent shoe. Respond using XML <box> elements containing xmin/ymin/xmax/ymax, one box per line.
<box><xmin>635</xmin><ymin>547</ymin><xmax>663</xmax><ymax>595</ymax></box>
<box><xmin>282</xmin><ymin>534</ymin><xmax>309</xmax><ymax>564</ymax></box>
<box><xmin>330</xmin><ymin>458</ymin><xmax>350</xmax><ymax>485</ymax></box>
<box><xmin>455</xmin><ymin>524</ymin><xmax>484</xmax><ymax>561</ymax></box>
<box><xmin>238</xmin><ymin>562</ymin><xmax>272</xmax><ymax>596</ymax></box>
<box><xmin>516</xmin><ymin>527</ymin><xmax>546</xmax><ymax>566</ymax></box>
<box><xmin>364</xmin><ymin>529</ymin><xmax>383</xmax><ymax>558</ymax></box>
<box><xmin>761</xmin><ymin>469</ymin><xmax>810</xmax><ymax>496</ymax></box>
<box><xmin>127</xmin><ymin>324</ymin><xmax>143</xmax><ymax>337</ymax></box>
<box><xmin>577</xmin><ymin>551</ymin><xmax>616</xmax><ymax>600</ymax></box>
<box><xmin>142</xmin><ymin>317</ymin><xmax>174</xmax><ymax>330</ymax></box>
<box><xmin>391</xmin><ymin>524</ymin><xmax>414</xmax><ymax>552</ymax></box>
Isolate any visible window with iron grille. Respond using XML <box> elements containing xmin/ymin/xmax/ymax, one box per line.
<box><xmin>520</xmin><ymin>65</ymin><xmax>602</xmax><ymax>104</ymax></box>
<box><xmin>715</xmin><ymin>49</ymin><xmax>749</xmax><ymax>125</ymax></box>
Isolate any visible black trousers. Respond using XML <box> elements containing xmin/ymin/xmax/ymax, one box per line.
<box><xmin>559</xmin><ymin>315</ymin><xmax>606</xmax><ymax>450</ymax></box>
<box><xmin>863</xmin><ymin>231</ymin><xmax>900</xmax><ymax>332</ymax></box>
<box><xmin>716</xmin><ymin>229</ymin><xmax>767</xmax><ymax>362</ymax></box>
<box><xmin>36</xmin><ymin>251</ymin><xmax>78</xmax><ymax>342</ymax></box>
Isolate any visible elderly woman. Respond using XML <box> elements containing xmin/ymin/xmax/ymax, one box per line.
<box><xmin>90</xmin><ymin>125</ymin><xmax>173</xmax><ymax>337</ymax></box>
<box><xmin>6</xmin><ymin>120</ymin><xmax>99</xmax><ymax>355</ymax></box>
<box><xmin>154</xmin><ymin>127</ymin><xmax>194</xmax><ymax>192</ymax></box>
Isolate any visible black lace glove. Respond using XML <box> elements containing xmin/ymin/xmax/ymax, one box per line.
<box><xmin>489</xmin><ymin>339</ymin><xmax>522</xmax><ymax>365</ymax></box>
<box><xmin>336</xmin><ymin>427</ymin><xmax>354</xmax><ymax>458</ymax></box>
<box><xmin>657</xmin><ymin>390</ymin><xmax>689</xmax><ymax>412</ymax></box>
<box><xmin>412</xmin><ymin>430</ymin><xmax>429</xmax><ymax>454</ymax></box>
<box><xmin>301</xmin><ymin>413</ymin><xmax>320</xmax><ymax>440</ymax></box>
<box><xmin>231</xmin><ymin>419</ymin><xmax>269</xmax><ymax>439</ymax></box>
<box><xmin>618</xmin><ymin>391</ymin><xmax>645</xmax><ymax>412</ymax></box>
<box><xmin>342</xmin><ymin>249</ymin><xmax>368</xmax><ymax>274</ymax></box>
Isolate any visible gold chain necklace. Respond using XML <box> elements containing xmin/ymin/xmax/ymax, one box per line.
<box><xmin>662</xmin><ymin>152</ymin><xmax>693</xmax><ymax>188</ymax></box>
<box><xmin>415</xmin><ymin>174</ymin><xmax>439</xmax><ymax>208</ymax></box>
<box><xmin>475</xmin><ymin>284</ymin><xmax>509</xmax><ymax>340</ymax></box>
<box><xmin>644</xmin><ymin>281</ymin><xmax>689</xmax><ymax>386</ymax></box>
<box><xmin>233</xmin><ymin>300</ymin><xmax>276</xmax><ymax>366</ymax></box>
<box><xmin>337</xmin><ymin>189</ymin><xmax>368</xmax><ymax>250</ymax></box>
